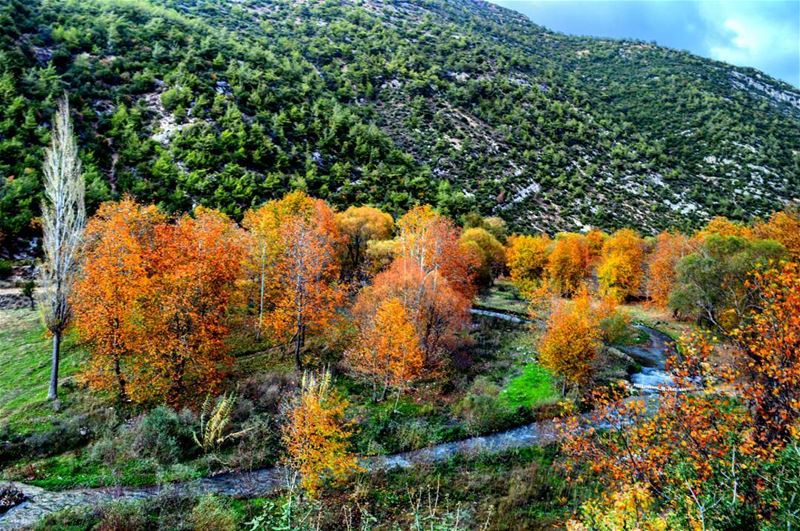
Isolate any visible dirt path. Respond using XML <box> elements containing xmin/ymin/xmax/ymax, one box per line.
<box><xmin>0</xmin><ymin>312</ymin><xmax>674</xmax><ymax>529</ymax></box>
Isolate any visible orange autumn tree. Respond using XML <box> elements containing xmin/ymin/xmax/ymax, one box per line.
<box><xmin>283</xmin><ymin>370</ymin><xmax>360</xmax><ymax>497</ymax></box>
<box><xmin>346</xmin><ymin>296</ymin><xmax>424</xmax><ymax>401</ymax></box>
<box><xmin>353</xmin><ymin>257</ymin><xmax>471</xmax><ymax>369</ymax></box>
<box><xmin>733</xmin><ymin>261</ymin><xmax>800</xmax><ymax>450</ymax></box>
<box><xmin>547</xmin><ymin>232</ymin><xmax>591</xmax><ymax>297</ymax></box>
<box><xmin>245</xmin><ymin>192</ymin><xmax>345</xmax><ymax>369</ymax></box>
<box><xmin>754</xmin><ymin>207</ymin><xmax>800</xmax><ymax>260</ymax></box>
<box><xmin>335</xmin><ymin>205</ymin><xmax>394</xmax><ymax>282</ymax></box>
<box><xmin>585</xmin><ymin>229</ymin><xmax>607</xmax><ymax>265</ymax></box>
<box><xmin>561</xmin><ymin>336</ymin><xmax>753</xmax><ymax>530</ymax></box>
<box><xmin>598</xmin><ymin>228</ymin><xmax>647</xmax><ymax>302</ymax></box>
<box><xmin>538</xmin><ymin>289</ymin><xmax>603</xmax><ymax>392</ymax></box>
<box><xmin>242</xmin><ymin>190</ymin><xmax>320</xmax><ymax>337</ymax></box>
<box><xmin>396</xmin><ymin>204</ymin><xmax>477</xmax><ymax>299</ymax></box>
<box><xmin>136</xmin><ymin>208</ymin><xmax>246</xmax><ymax>404</ymax></box>
<box><xmin>347</xmin><ymin>205</ymin><xmax>476</xmax><ymax>371</ymax></box>
<box><xmin>357</xmin><ymin>205</ymin><xmax>477</xmax><ymax>366</ymax></box>
<box><xmin>645</xmin><ymin>231</ymin><xmax>692</xmax><ymax>308</ymax></box>
<box><xmin>73</xmin><ymin>198</ymin><xmax>163</xmax><ymax>402</ymax></box>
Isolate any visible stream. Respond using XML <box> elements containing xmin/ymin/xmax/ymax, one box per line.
<box><xmin>0</xmin><ymin>310</ymin><xmax>675</xmax><ymax>529</ymax></box>
<box><xmin>619</xmin><ymin>324</ymin><xmax>676</xmax><ymax>393</ymax></box>
<box><xmin>471</xmin><ymin>308</ymin><xmax>676</xmax><ymax>393</ymax></box>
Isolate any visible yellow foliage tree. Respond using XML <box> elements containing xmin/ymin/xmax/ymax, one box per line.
<box><xmin>346</xmin><ymin>297</ymin><xmax>425</xmax><ymax>400</ymax></box>
<box><xmin>364</xmin><ymin>239</ymin><xmax>398</xmax><ymax>276</ymax></box>
<box><xmin>538</xmin><ymin>289</ymin><xmax>603</xmax><ymax>391</ymax></box>
<box><xmin>506</xmin><ymin>234</ymin><xmax>551</xmax><ymax>295</ymax></box>
<box><xmin>547</xmin><ymin>232</ymin><xmax>590</xmax><ymax>297</ymax></box>
<box><xmin>460</xmin><ymin>227</ymin><xmax>506</xmax><ymax>287</ymax></box>
<box><xmin>567</xmin><ymin>483</ymin><xmax>669</xmax><ymax>531</ymax></box>
<box><xmin>335</xmin><ymin>205</ymin><xmax>394</xmax><ymax>281</ymax></box>
<box><xmin>282</xmin><ymin>371</ymin><xmax>360</xmax><ymax>497</ymax></box>
<box><xmin>585</xmin><ymin>229</ymin><xmax>607</xmax><ymax>264</ymax></box>
<box><xmin>695</xmin><ymin>216</ymin><xmax>753</xmax><ymax>240</ymax></box>
<box><xmin>598</xmin><ymin>228</ymin><xmax>646</xmax><ymax>302</ymax></box>
<box><xmin>753</xmin><ymin>208</ymin><xmax>800</xmax><ymax>260</ymax></box>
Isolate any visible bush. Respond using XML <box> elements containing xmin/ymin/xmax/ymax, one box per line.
<box><xmin>35</xmin><ymin>505</ymin><xmax>97</xmax><ymax>530</ymax></box>
<box><xmin>395</xmin><ymin>419</ymin><xmax>432</xmax><ymax>451</ymax></box>
<box><xmin>156</xmin><ymin>463</ymin><xmax>202</xmax><ymax>484</ymax></box>
<box><xmin>239</xmin><ymin>373</ymin><xmax>294</xmax><ymax>415</ymax></box>
<box><xmin>190</xmin><ymin>495</ymin><xmax>238</xmax><ymax>531</ymax></box>
<box><xmin>96</xmin><ymin>500</ymin><xmax>152</xmax><ymax>530</ymax></box>
<box><xmin>89</xmin><ymin>435</ymin><xmax>122</xmax><ymax>467</ymax></box>
<box><xmin>453</xmin><ymin>378</ymin><xmax>515</xmax><ymax>435</ymax></box>
<box><xmin>0</xmin><ymin>259</ymin><xmax>12</xmax><ymax>279</ymax></box>
<box><xmin>227</xmin><ymin>417</ymin><xmax>281</xmax><ymax>472</ymax></box>
<box><xmin>599</xmin><ymin>311</ymin><xmax>632</xmax><ymax>345</ymax></box>
<box><xmin>35</xmin><ymin>491</ymin><xmax>201</xmax><ymax>530</ymax></box>
<box><xmin>128</xmin><ymin>406</ymin><xmax>195</xmax><ymax>465</ymax></box>
<box><xmin>23</xmin><ymin>413</ymin><xmax>97</xmax><ymax>458</ymax></box>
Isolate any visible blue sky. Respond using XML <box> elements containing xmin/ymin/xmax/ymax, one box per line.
<box><xmin>490</xmin><ymin>1</ymin><xmax>800</xmax><ymax>87</ymax></box>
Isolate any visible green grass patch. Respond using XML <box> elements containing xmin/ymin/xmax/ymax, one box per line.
<box><xmin>500</xmin><ymin>363</ymin><xmax>558</xmax><ymax>409</ymax></box>
<box><xmin>7</xmin><ymin>450</ymin><xmax>208</xmax><ymax>490</ymax></box>
<box><xmin>0</xmin><ymin>309</ymin><xmax>89</xmax><ymax>433</ymax></box>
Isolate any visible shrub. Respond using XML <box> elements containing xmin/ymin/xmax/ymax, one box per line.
<box><xmin>35</xmin><ymin>505</ymin><xmax>97</xmax><ymax>530</ymax></box>
<box><xmin>227</xmin><ymin>417</ymin><xmax>281</xmax><ymax>472</ymax></box>
<box><xmin>156</xmin><ymin>463</ymin><xmax>202</xmax><ymax>484</ymax></box>
<box><xmin>89</xmin><ymin>435</ymin><xmax>122</xmax><ymax>467</ymax></box>
<box><xmin>96</xmin><ymin>500</ymin><xmax>152</xmax><ymax>530</ymax></box>
<box><xmin>453</xmin><ymin>378</ymin><xmax>514</xmax><ymax>435</ymax></box>
<box><xmin>190</xmin><ymin>495</ymin><xmax>238</xmax><ymax>531</ymax></box>
<box><xmin>0</xmin><ymin>259</ymin><xmax>12</xmax><ymax>279</ymax></box>
<box><xmin>128</xmin><ymin>406</ymin><xmax>195</xmax><ymax>465</ymax></box>
<box><xmin>146</xmin><ymin>490</ymin><xmax>195</xmax><ymax>530</ymax></box>
<box><xmin>23</xmin><ymin>413</ymin><xmax>96</xmax><ymax>458</ymax></box>
<box><xmin>239</xmin><ymin>373</ymin><xmax>295</xmax><ymax>415</ymax></box>
<box><xmin>395</xmin><ymin>419</ymin><xmax>432</xmax><ymax>451</ymax></box>
<box><xmin>247</xmin><ymin>492</ymin><xmax>321</xmax><ymax>531</ymax></box>
<box><xmin>598</xmin><ymin>311</ymin><xmax>632</xmax><ymax>345</ymax></box>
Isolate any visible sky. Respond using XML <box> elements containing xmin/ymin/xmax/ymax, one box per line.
<box><xmin>490</xmin><ymin>1</ymin><xmax>800</xmax><ymax>87</ymax></box>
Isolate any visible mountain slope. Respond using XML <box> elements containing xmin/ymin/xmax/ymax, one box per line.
<box><xmin>1</xmin><ymin>0</ymin><xmax>798</xmax><ymax>251</ymax></box>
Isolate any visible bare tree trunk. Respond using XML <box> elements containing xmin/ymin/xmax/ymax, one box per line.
<box><xmin>114</xmin><ymin>356</ymin><xmax>127</xmax><ymax>403</ymax></box>
<box><xmin>47</xmin><ymin>331</ymin><xmax>61</xmax><ymax>401</ymax></box>
<box><xmin>294</xmin><ymin>323</ymin><xmax>304</xmax><ymax>370</ymax></box>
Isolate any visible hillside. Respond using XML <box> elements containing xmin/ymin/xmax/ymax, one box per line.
<box><xmin>1</xmin><ymin>0</ymin><xmax>799</xmax><ymax>251</ymax></box>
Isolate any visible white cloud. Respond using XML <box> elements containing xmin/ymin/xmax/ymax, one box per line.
<box><xmin>698</xmin><ymin>2</ymin><xmax>799</xmax><ymax>84</ymax></box>
<box><xmin>710</xmin><ymin>16</ymin><xmax>793</xmax><ymax>60</ymax></box>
